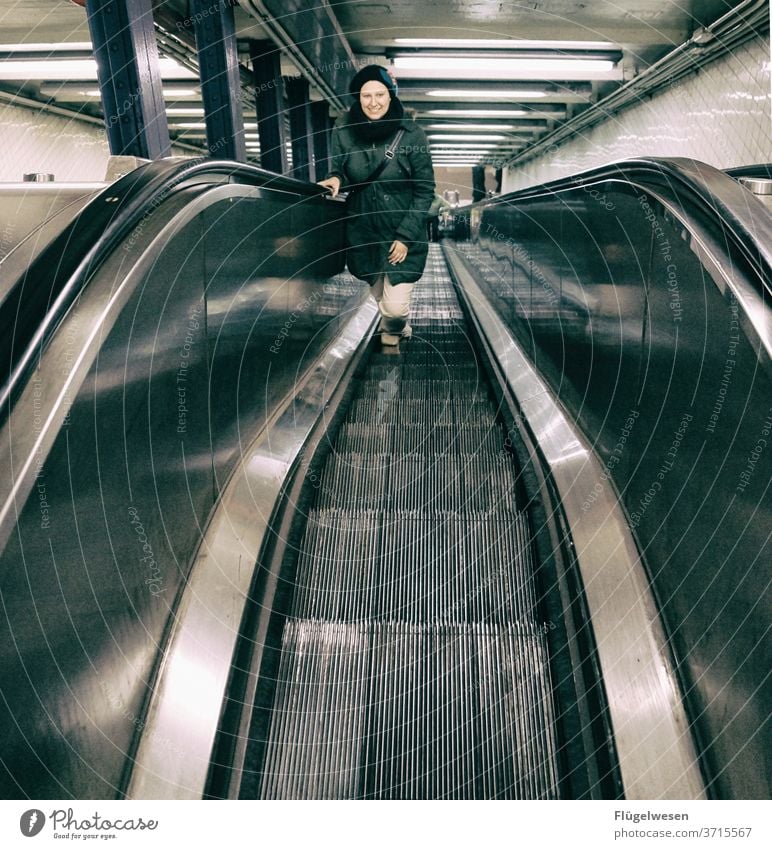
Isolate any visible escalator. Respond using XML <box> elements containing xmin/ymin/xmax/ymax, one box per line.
<box><xmin>0</xmin><ymin>157</ymin><xmax>768</xmax><ymax>801</ymax></box>
<box><xmin>240</xmin><ymin>253</ymin><xmax>564</xmax><ymax>799</ymax></box>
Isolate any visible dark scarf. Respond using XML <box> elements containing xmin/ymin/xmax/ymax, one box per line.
<box><xmin>348</xmin><ymin>98</ymin><xmax>405</xmax><ymax>143</ymax></box>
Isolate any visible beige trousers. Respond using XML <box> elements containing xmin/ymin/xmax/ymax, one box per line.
<box><xmin>371</xmin><ymin>274</ymin><xmax>414</xmax><ymax>339</ymax></box>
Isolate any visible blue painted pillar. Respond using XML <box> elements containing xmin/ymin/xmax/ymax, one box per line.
<box><xmin>250</xmin><ymin>41</ymin><xmax>288</xmax><ymax>174</ymax></box>
<box><xmin>191</xmin><ymin>0</ymin><xmax>246</xmax><ymax>161</ymax></box>
<box><xmin>472</xmin><ymin>166</ymin><xmax>487</xmax><ymax>202</ymax></box>
<box><xmin>311</xmin><ymin>100</ymin><xmax>332</xmax><ymax>181</ymax></box>
<box><xmin>85</xmin><ymin>0</ymin><xmax>171</xmax><ymax>159</ymax></box>
<box><xmin>286</xmin><ymin>76</ymin><xmax>314</xmax><ymax>182</ymax></box>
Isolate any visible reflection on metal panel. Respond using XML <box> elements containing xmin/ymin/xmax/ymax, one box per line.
<box><xmin>127</xmin><ymin>297</ymin><xmax>377</xmax><ymax>799</ymax></box>
<box><xmin>455</xmin><ymin>160</ymin><xmax>771</xmax><ymax>799</ymax></box>
<box><xmin>0</xmin><ymin>171</ymin><xmax>359</xmax><ymax>798</ymax></box>
<box><xmin>446</xmin><ymin>246</ymin><xmax>705</xmax><ymax>800</ymax></box>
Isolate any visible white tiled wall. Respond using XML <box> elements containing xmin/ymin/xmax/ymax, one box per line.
<box><xmin>0</xmin><ymin>102</ymin><xmax>195</xmax><ymax>182</ymax></box>
<box><xmin>502</xmin><ymin>35</ymin><xmax>772</xmax><ymax>193</ymax></box>
<box><xmin>0</xmin><ymin>103</ymin><xmax>111</xmax><ymax>182</ymax></box>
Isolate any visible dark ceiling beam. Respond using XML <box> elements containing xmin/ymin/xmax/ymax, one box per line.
<box><xmin>240</xmin><ymin>0</ymin><xmax>356</xmax><ymax>110</ymax></box>
<box><xmin>153</xmin><ymin>4</ymin><xmax>258</xmax><ymax>106</ymax></box>
<box><xmin>310</xmin><ymin>100</ymin><xmax>332</xmax><ymax>177</ymax></box>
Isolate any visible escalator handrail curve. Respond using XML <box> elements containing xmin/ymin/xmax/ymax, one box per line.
<box><xmin>0</xmin><ymin>157</ymin><xmax>332</xmax><ymax>420</ymax></box>
<box><xmin>478</xmin><ymin>157</ymin><xmax>772</xmax><ymax>298</ymax></box>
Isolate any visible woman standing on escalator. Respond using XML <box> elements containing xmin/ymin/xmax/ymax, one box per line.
<box><xmin>318</xmin><ymin>65</ymin><xmax>436</xmax><ymax>346</ymax></box>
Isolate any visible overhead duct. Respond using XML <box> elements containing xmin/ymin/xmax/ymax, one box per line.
<box><xmin>240</xmin><ymin>0</ymin><xmax>357</xmax><ymax>111</ymax></box>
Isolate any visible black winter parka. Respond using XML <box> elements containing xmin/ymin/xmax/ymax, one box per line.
<box><xmin>326</xmin><ymin>112</ymin><xmax>436</xmax><ymax>285</ymax></box>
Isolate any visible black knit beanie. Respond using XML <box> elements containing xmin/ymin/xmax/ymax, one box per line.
<box><xmin>349</xmin><ymin>64</ymin><xmax>397</xmax><ymax>98</ymax></box>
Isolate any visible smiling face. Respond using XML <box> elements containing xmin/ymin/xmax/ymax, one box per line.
<box><xmin>359</xmin><ymin>80</ymin><xmax>391</xmax><ymax>120</ymax></box>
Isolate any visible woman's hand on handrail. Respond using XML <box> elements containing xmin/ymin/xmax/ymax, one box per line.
<box><xmin>317</xmin><ymin>176</ymin><xmax>341</xmax><ymax>198</ymax></box>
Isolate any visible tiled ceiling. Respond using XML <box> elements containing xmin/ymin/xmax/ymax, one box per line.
<box><xmin>0</xmin><ymin>1</ymin><xmax>754</xmax><ymax>167</ymax></box>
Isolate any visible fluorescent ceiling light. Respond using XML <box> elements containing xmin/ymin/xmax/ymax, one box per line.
<box><xmin>0</xmin><ymin>57</ymin><xmax>196</xmax><ymax>81</ymax></box>
<box><xmin>0</xmin><ymin>42</ymin><xmax>94</xmax><ymax>52</ymax></box>
<box><xmin>429</xmin><ymin>134</ymin><xmax>509</xmax><ymax>141</ymax></box>
<box><xmin>0</xmin><ymin>59</ymin><xmax>98</xmax><ymax>79</ymax></box>
<box><xmin>393</xmin><ymin>38</ymin><xmax>616</xmax><ymax>50</ymax></box>
<box><xmin>426</xmin><ymin>90</ymin><xmax>546</xmax><ymax>100</ymax></box>
<box><xmin>430</xmin><ymin>143</ymin><xmax>498</xmax><ymax>149</ymax></box>
<box><xmin>395</xmin><ymin>56</ymin><xmax>617</xmax><ymax>80</ymax></box>
<box><xmin>80</xmin><ymin>87</ymin><xmax>199</xmax><ymax>98</ymax></box>
<box><xmin>428</xmin><ymin>109</ymin><xmax>530</xmax><ymax>117</ymax></box>
<box><xmin>426</xmin><ymin>123</ymin><xmax>529</xmax><ymax>131</ymax></box>
<box><xmin>172</xmin><ymin>122</ymin><xmax>258</xmax><ymax>132</ymax></box>
<box><xmin>162</xmin><ymin>88</ymin><xmax>199</xmax><ymax>97</ymax></box>
<box><xmin>157</xmin><ymin>58</ymin><xmax>198</xmax><ymax>79</ymax></box>
<box><xmin>166</xmin><ymin>107</ymin><xmax>205</xmax><ymax>116</ymax></box>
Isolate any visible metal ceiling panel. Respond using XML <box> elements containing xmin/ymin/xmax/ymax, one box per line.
<box><xmin>332</xmin><ymin>0</ymin><xmax>739</xmax><ymax>49</ymax></box>
<box><xmin>240</xmin><ymin>0</ymin><xmax>357</xmax><ymax>109</ymax></box>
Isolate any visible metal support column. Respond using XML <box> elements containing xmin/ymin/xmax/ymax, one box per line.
<box><xmin>286</xmin><ymin>76</ymin><xmax>314</xmax><ymax>182</ymax></box>
<box><xmin>311</xmin><ymin>101</ymin><xmax>332</xmax><ymax>180</ymax></box>
<box><xmin>250</xmin><ymin>40</ymin><xmax>288</xmax><ymax>174</ymax></box>
<box><xmin>191</xmin><ymin>0</ymin><xmax>246</xmax><ymax>161</ymax></box>
<box><xmin>85</xmin><ymin>0</ymin><xmax>171</xmax><ymax>159</ymax></box>
<box><xmin>472</xmin><ymin>166</ymin><xmax>487</xmax><ymax>202</ymax></box>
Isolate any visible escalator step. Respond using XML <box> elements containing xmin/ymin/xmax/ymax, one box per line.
<box><xmin>257</xmin><ymin>619</ymin><xmax>559</xmax><ymax>800</ymax></box>
<box><xmin>357</xmin><ymin>378</ymin><xmax>488</xmax><ymax>403</ymax></box>
<box><xmin>292</xmin><ymin>509</ymin><xmax>540</xmax><ymax>625</ymax></box>
<box><xmin>315</xmin><ymin>451</ymin><xmax>521</xmax><ymax>513</ymax></box>
<box><xmin>313</xmin><ymin>452</ymin><xmax>390</xmax><ymax>511</ymax></box>
<box><xmin>366</xmin><ymin>362</ymin><xmax>480</xmax><ymax>381</ymax></box>
<box><xmin>347</xmin><ymin>397</ymin><xmax>498</xmax><ymax>426</ymax></box>
<box><xmin>336</xmin><ymin>422</ymin><xmax>503</xmax><ymax>455</ymax></box>
<box><xmin>378</xmin><ymin>511</ymin><xmax>540</xmax><ymax>625</ymax></box>
<box><xmin>291</xmin><ymin>510</ymin><xmax>381</xmax><ymax>622</ymax></box>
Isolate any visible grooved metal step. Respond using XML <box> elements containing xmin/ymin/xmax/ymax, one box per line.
<box><xmin>258</xmin><ymin>620</ymin><xmax>558</xmax><ymax>800</ymax></box>
<box><xmin>336</xmin><ymin>422</ymin><xmax>503</xmax><ymax>455</ymax></box>
<box><xmin>243</xmin><ymin>246</ymin><xmax>561</xmax><ymax>800</ymax></box>
<box><xmin>348</xmin><ymin>397</ymin><xmax>498</xmax><ymax>426</ymax></box>
<box><xmin>291</xmin><ymin>509</ymin><xmax>540</xmax><ymax>625</ymax></box>
<box><xmin>315</xmin><ymin>452</ymin><xmax>523</xmax><ymax>513</ymax></box>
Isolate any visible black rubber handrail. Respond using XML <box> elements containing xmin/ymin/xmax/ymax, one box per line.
<box><xmin>472</xmin><ymin>157</ymin><xmax>772</xmax><ymax>299</ymax></box>
<box><xmin>725</xmin><ymin>162</ymin><xmax>772</xmax><ymax>180</ymax></box>
<box><xmin>0</xmin><ymin>158</ymin><xmax>333</xmax><ymax>419</ymax></box>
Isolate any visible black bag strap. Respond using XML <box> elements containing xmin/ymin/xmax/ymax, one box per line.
<box><xmin>348</xmin><ymin>128</ymin><xmax>405</xmax><ymax>193</ymax></box>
